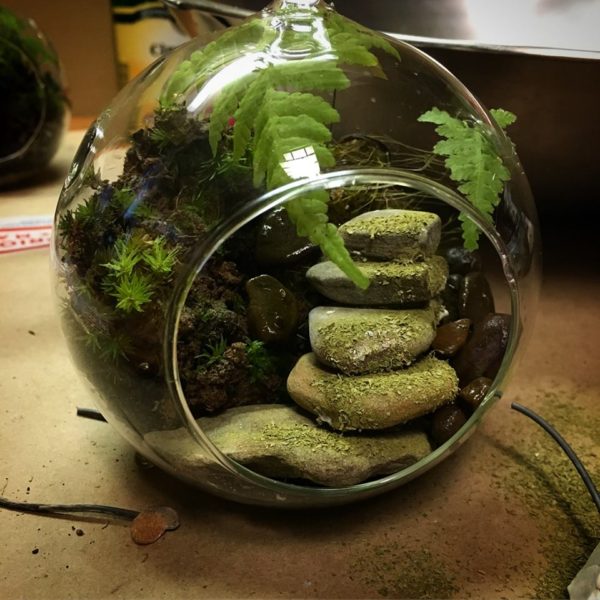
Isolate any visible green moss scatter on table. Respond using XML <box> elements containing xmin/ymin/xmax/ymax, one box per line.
<box><xmin>351</xmin><ymin>544</ymin><xmax>459</xmax><ymax>599</ymax></box>
<box><xmin>491</xmin><ymin>389</ymin><xmax>600</xmax><ymax>598</ymax></box>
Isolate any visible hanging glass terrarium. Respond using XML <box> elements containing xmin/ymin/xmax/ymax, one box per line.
<box><xmin>0</xmin><ymin>7</ymin><xmax>69</xmax><ymax>187</ymax></box>
<box><xmin>52</xmin><ymin>0</ymin><xmax>541</xmax><ymax>507</ymax></box>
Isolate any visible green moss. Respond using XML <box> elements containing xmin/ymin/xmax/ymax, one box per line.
<box><xmin>340</xmin><ymin>210</ymin><xmax>438</xmax><ymax>238</ymax></box>
<box><xmin>491</xmin><ymin>390</ymin><xmax>600</xmax><ymax>597</ymax></box>
<box><xmin>314</xmin><ymin>307</ymin><xmax>435</xmax><ymax>373</ymax></box>
<box><xmin>351</xmin><ymin>544</ymin><xmax>459</xmax><ymax>598</ymax></box>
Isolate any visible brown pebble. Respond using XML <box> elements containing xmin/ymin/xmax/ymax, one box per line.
<box><xmin>459</xmin><ymin>377</ymin><xmax>493</xmax><ymax>412</ymax></box>
<box><xmin>431</xmin><ymin>404</ymin><xmax>468</xmax><ymax>446</ymax></box>
<box><xmin>75</xmin><ymin>529</ymin><xmax>84</xmax><ymax>537</ymax></box>
<box><xmin>453</xmin><ymin>313</ymin><xmax>511</xmax><ymax>385</ymax></box>
<box><xmin>459</xmin><ymin>272</ymin><xmax>495</xmax><ymax>322</ymax></box>
<box><xmin>432</xmin><ymin>319</ymin><xmax>471</xmax><ymax>356</ymax></box>
<box><xmin>130</xmin><ymin>507</ymin><xmax>179</xmax><ymax>545</ymax></box>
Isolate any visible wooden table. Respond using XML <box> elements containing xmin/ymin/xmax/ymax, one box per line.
<box><xmin>0</xmin><ymin>131</ymin><xmax>598</xmax><ymax>599</ymax></box>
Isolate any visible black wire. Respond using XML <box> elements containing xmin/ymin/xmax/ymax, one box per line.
<box><xmin>511</xmin><ymin>401</ymin><xmax>600</xmax><ymax>514</ymax></box>
<box><xmin>0</xmin><ymin>496</ymin><xmax>139</xmax><ymax>520</ymax></box>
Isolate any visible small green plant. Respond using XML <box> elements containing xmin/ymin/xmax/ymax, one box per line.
<box><xmin>100</xmin><ymin>234</ymin><xmax>179</xmax><ymax>313</ymax></box>
<box><xmin>102</xmin><ymin>236</ymin><xmax>142</xmax><ymax>278</ymax></box>
<box><xmin>418</xmin><ymin>107</ymin><xmax>516</xmax><ymax>249</ymax></box>
<box><xmin>245</xmin><ymin>340</ymin><xmax>275</xmax><ymax>383</ymax></box>
<box><xmin>161</xmin><ymin>11</ymin><xmax>400</xmax><ymax>289</ymax></box>
<box><xmin>196</xmin><ymin>336</ymin><xmax>228</xmax><ymax>367</ymax></box>
<box><xmin>142</xmin><ymin>236</ymin><xmax>180</xmax><ymax>275</ymax></box>
<box><xmin>110</xmin><ymin>272</ymin><xmax>155</xmax><ymax>313</ymax></box>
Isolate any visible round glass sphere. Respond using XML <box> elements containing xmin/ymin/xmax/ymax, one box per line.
<box><xmin>52</xmin><ymin>0</ymin><xmax>540</xmax><ymax>507</ymax></box>
<box><xmin>0</xmin><ymin>7</ymin><xmax>69</xmax><ymax>187</ymax></box>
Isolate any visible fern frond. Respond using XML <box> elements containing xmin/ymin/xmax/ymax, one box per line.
<box><xmin>161</xmin><ymin>20</ymin><xmax>266</xmax><ymax>105</ymax></box>
<box><xmin>208</xmin><ymin>77</ymin><xmax>250</xmax><ymax>154</ymax></box>
<box><xmin>327</xmin><ymin>11</ymin><xmax>400</xmax><ymax>62</ymax></box>
<box><xmin>287</xmin><ymin>194</ymin><xmax>370</xmax><ymax>289</ymax></box>
<box><xmin>254</xmin><ymin>90</ymin><xmax>340</xmax><ymax>142</ymax></box>
<box><xmin>490</xmin><ymin>108</ymin><xmax>517</xmax><ymax>130</ymax></box>
<box><xmin>418</xmin><ymin>107</ymin><xmax>515</xmax><ymax>250</ymax></box>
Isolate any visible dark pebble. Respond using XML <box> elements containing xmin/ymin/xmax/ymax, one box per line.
<box><xmin>431</xmin><ymin>404</ymin><xmax>468</xmax><ymax>446</ymax></box>
<box><xmin>453</xmin><ymin>313</ymin><xmax>511</xmax><ymax>385</ymax></box>
<box><xmin>432</xmin><ymin>319</ymin><xmax>471</xmax><ymax>357</ymax></box>
<box><xmin>246</xmin><ymin>274</ymin><xmax>299</xmax><ymax>344</ymax></box>
<box><xmin>440</xmin><ymin>273</ymin><xmax>463</xmax><ymax>323</ymax></box>
<box><xmin>255</xmin><ymin>207</ymin><xmax>318</xmax><ymax>266</ymax></box>
<box><xmin>75</xmin><ymin>529</ymin><xmax>84</xmax><ymax>537</ymax></box>
<box><xmin>32</xmin><ymin>548</ymin><xmax>39</xmax><ymax>555</ymax></box>
<box><xmin>459</xmin><ymin>377</ymin><xmax>493</xmax><ymax>412</ymax></box>
<box><xmin>444</xmin><ymin>247</ymin><xmax>482</xmax><ymax>275</ymax></box>
<box><xmin>458</xmin><ymin>272</ymin><xmax>495</xmax><ymax>323</ymax></box>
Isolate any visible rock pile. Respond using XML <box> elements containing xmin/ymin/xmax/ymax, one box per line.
<box><xmin>288</xmin><ymin>209</ymin><xmax>459</xmax><ymax>431</ymax></box>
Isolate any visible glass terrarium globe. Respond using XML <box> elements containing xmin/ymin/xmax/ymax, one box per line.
<box><xmin>52</xmin><ymin>0</ymin><xmax>540</xmax><ymax>507</ymax></box>
<box><xmin>0</xmin><ymin>7</ymin><xmax>69</xmax><ymax>187</ymax></box>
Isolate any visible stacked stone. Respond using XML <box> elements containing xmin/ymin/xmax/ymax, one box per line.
<box><xmin>287</xmin><ymin>209</ymin><xmax>459</xmax><ymax>431</ymax></box>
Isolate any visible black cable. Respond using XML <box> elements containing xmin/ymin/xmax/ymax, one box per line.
<box><xmin>0</xmin><ymin>496</ymin><xmax>139</xmax><ymax>520</ymax></box>
<box><xmin>511</xmin><ymin>401</ymin><xmax>600</xmax><ymax>514</ymax></box>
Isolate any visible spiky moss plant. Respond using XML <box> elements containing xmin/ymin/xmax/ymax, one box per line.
<box><xmin>161</xmin><ymin>7</ymin><xmax>401</xmax><ymax>290</ymax></box>
<box><xmin>419</xmin><ymin>107</ymin><xmax>517</xmax><ymax>250</ymax></box>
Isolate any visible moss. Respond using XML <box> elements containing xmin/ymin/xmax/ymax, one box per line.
<box><xmin>351</xmin><ymin>544</ymin><xmax>459</xmax><ymax>598</ymax></box>
<box><xmin>314</xmin><ymin>307</ymin><xmax>435</xmax><ymax>373</ymax></box>
<box><xmin>296</xmin><ymin>354</ymin><xmax>459</xmax><ymax>430</ymax></box>
<box><xmin>491</xmin><ymin>389</ymin><xmax>600</xmax><ymax>597</ymax></box>
<box><xmin>340</xmin><ymin>210</ymin><xmax>439</xmax><ymax>239</ymax></box>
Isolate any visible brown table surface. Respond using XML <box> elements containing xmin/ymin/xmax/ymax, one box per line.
<box><xmin>0</xmin><ymin>131</ymin><xmax>598</xmax><ymax>599</ymax></box>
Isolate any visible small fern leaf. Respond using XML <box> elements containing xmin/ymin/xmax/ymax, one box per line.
<box><xmin>267</xmin><ymin>59</ymin><xmax>351</xmax><ymax>91</ymax></box>
<box><xmin>232</xmin><ymin>74</ymin><xmax>269</xmax><ymax>160</ymax></box>
<box><xmin>286</xmin><ymin>193</ymin><xmax>369</xmax><ymax>289</ymax></box>
<box><xmin>161</xmin><ymin>20</ymin><xmax>265</xmax><ymax>105</ymax></box>
<box><xmin>490</xmin><ymin>108</ymin><xmax>517</xmax><ymax>130</ymax></box>
<box><xmin>254</xmin><ymin>90</ymin><xmax>340</xmax><ymax>144</ymax></box>
<box><xmin>419</xmin><ymin>107</ymin><xmax>514</xmax><ymax>249</ymax></box>
<box><xmin>327</xmin><ymin>12</ymin><xmax>400</xmax><ymax>62</ymax></box>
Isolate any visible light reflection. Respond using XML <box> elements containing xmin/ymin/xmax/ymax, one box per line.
<box><xmin>280</xmin><ymin>146</ymin><xmax>321</xmax><ymax>180</ymax></box>
<box><xmin>187</xmin><ymin>53</ymin><xmax>263</xmax><ymax>113</ymax></box>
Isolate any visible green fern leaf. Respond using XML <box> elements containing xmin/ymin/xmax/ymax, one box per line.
<box><xmin>419</xmin><ymin>107</ymin><xmax>515</xmax><ymax>250</ymax></box>
<box><xmin>286</xmin><ymin>193</ymin><xmax>370</xmax><ymax>289</ymax></box>
<box><xmin>327</xmin><ymin>12</ymin><xmax>400</xmax><ymax>62</ymax></box>
<box><xmin>161</xmin><ymin>20</ymin><xmax>266</xmax><ymax>105</ymax></box>
<box><xmin>254</xmin><ymin>90</ymin><xmax>340</xmax><ymax>143</ymax></box>
<box><xmin>490</xmin><ymin>108</ymin><xmax>517</xmax><ymax>130</ymax></box>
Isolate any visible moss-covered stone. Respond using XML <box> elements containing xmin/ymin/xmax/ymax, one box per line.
<box><xmin>306</xmin><ymin>257</ymin><xmax>448</xmax><ymax>306</ymax></box>
<box><xmin>309</xmin><ymin>305</ymin><xmax>437</xmax><ymax>374</ymax></box>
<box><xmin>144</xmin><ymin>404</ymin><xmax>432</xmax><ymax>487</ymax></box>
<box><xmin>287</xmin><ymin>353</ymin><xmax>459</xmax><ymax>431</ymax></box>
<box><xmin>339</xmin><ymin>209</ymin><xmax>441</xmax><ymax>260</ymax></box>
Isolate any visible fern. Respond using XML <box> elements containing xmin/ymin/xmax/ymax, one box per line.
<box><xmin>162</xmin><ymin>9</ymin><xmax>400</xmax><ymax>288</ymax></box>
<box><xmin>418</xmin><ymin>107</ymin><xmax>516</xmax><ymax>250</ymax></box>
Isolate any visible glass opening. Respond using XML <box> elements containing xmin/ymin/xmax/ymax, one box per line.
<box><xmin>163</xmin><ymin>168</ymin><xmax>521</xmax><ymax>505</ymax></box>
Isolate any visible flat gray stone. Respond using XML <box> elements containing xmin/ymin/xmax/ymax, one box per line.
<box><xmin>144</xmin><ymin>404</ymin><xmax>432</xmax><ymax>487</ymax></box>
<box><xmin>307</xmin><ymin>257</ymin><xmax>448</xmax><ymax>306</ymax></box>
<box><xmin>287</xmin><ymin>353</ymin><xmax>459</xmax><ymax>431</ymax></box>
<box><xmin>309</xmin><ymin>305</ymin><xmax>437</xmax><ymax>375</ymax></box>
<box><xmin>339</xmin><ymin>209</ymin><xmax>441</xmax><ymax>260</ymax></box>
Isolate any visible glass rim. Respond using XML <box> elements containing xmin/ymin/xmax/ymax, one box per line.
<box><xmin>162</xmin><ymin>166</ymin><xmax>522</xmax><ymax>503</ymax></box>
